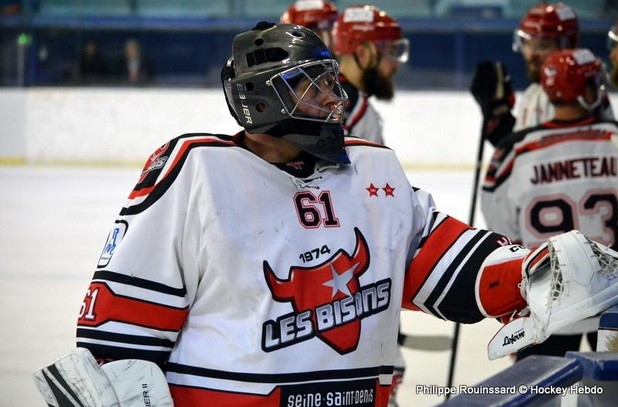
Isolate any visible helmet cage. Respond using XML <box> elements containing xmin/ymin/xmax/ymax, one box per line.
<box><xmin>269</xmin><ymin>59</ymin><xmax>346</xmax><ymax>124</ymax></box>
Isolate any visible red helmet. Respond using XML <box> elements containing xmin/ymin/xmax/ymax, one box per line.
<box><xmin>513</xmin><ymin>3</ymin><xmax>579</xmax><ymax>52</ymax></box>
<box><xmin>331</xmin><ymin>5</ymin><xmax>407</xmax><ymax>60</ymax></box>
<box><xmin>541</xmin><ymin>48</ymin><xmax>604</xmax><ymax>107</ymax></box>
<box><xmin>280</xmin><ymin>0</ymin><xmax>338</xmax><ymax>30</ymax></box>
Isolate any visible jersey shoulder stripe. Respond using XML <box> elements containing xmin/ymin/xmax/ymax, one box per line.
<box><xmin>340</xmin><ymin>79</ymin><xmax>367</xmax><ymax>134</ymax></box>
<box><xmin>122</xmin><ymin>133</ymin><xmax>235</xmax><ymax>216</ymax></box>
<box><xmin>404</xmin><ymin>213</ymin><xmax>507</xmax><ymax>323</ymax></box>
<box><xmin>344</xmin><ymin>137</ymin><xmax>389</xmax><ymax>149</ymax></box>
<box><xmin>515</xmin><ymin>123</ymin><xmax>615</xmax><ymax>156</ymax></box>
<box><xmin>344</xmin><ymin>95</ymin><xmax>369</xmax><ymax>134</ymax></box>
<box><xmin>77</xmin><ymin>269</ymin><xmax>190</xmax><ymax>366</ymax></box>
<box><xmin>422</xmin><ymin>229</ymin><xmax>494</xmax><ymax>321</ymax></box>
<box><xmin>93</xmin><ymin>269</ymin><xmax>187</xmax><ymax>297</ymax></box>
<box><xmin>405</xmin><ymin>215</ymin><xmax>468</xmax><ymax>301</ymax></box>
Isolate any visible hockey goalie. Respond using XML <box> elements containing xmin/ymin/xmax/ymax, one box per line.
<box><xmin>33</xmin><ymin>22</ymin><xmax>618</xmax><ymax>407</ymax></box>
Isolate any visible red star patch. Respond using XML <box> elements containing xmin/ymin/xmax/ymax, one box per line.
<box><xmin>383</xmin><ymin>183</ymin><xmax>395</xmax><ymax>197</ymax></box>
<box><xmin>366</xmin><ymin>183</ymin><xmax>379</xmax><ymax>197</ymax></box>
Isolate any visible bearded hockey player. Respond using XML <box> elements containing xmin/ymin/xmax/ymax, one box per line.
<box><xmin>34</xmin><ymin>23</ymin><xmax>618</xmax><ymax>407</ymax></box>
<box><xmin>331</xmin><ymin>5</ymin><xmax>408</xmax><ymax>145</ymax></box>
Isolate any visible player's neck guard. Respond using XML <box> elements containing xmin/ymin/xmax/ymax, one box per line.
<box><xmin>268</xmin><ymin>119</ymin><xmax>350</xmax><ymax>164</ymax></box>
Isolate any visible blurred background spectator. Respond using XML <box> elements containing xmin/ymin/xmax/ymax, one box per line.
<box><xmin>70</xmin><ymin>39</ymin><xmax>108</xmax><ymax>85</ymax></box>
<box><xmin>0</xmin><ymin>0</ymin><xmax>614</xmax><ymax>88</ymax></box>
<box><xmin>117</xmin><ymin>38</ymin><xmax>151</xmax><ymax>85</ymax></box>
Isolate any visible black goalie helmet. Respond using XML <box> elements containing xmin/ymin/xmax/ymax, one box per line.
<box><xmin>221</xmin><ymin>22</ymin><xmax>349</xmax><ymax>163</ymax></box>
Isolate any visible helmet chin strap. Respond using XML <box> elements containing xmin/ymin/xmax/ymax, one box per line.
<box><xmin>577</xmin><ymin>94</ymin><xmax>602</xmax><ymax>111</ymax></box>
<box><xmin>267</xmin><ymin>119</ymin><xmax>349</xmax><ymax>164</ymax></box>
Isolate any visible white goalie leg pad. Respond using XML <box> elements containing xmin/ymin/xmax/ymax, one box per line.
<box><xmin>33</xmin><ymin>348</ymin><xmax>174</xmax><ymax>407</ymax></box>
<box><xmin>101</xmin><ymin>359</ymin><xmax>174</xmax><ymax>407</ymax></box>
<box><xmin>488</xmin><ymin>230</ymin><xmax>618</xmax><ymax>360</ymax></box>
<box><xmin>33</xmin><ymin>348</ymin><xmax>120</xmax><ymax>407</ymax></box>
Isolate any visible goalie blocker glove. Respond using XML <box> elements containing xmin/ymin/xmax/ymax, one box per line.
<box><xmin>488</xmin><ymin>230</ymin><xmax>618</xmax><ymax>360</ymax></box>
<box><xmin>470</xmin><ymin>60</ymin><xmax>516</xmax><ymax>147</ymax></box>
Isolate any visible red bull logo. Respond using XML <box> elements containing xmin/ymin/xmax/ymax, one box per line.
<box><xmin>262</xmin><ymin>228</ymin><xmax>391</xmax><ymax>354</ymax></box>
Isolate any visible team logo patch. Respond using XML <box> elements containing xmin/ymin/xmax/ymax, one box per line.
<box><xmin>97</xmin><ymin>220</ymin><xmax>128</xmax><ymax>268</ymax></box>
<box><xmin>262</xmin><ymin>228</ymin><xmax>391</xmax><ymax>354</ymax></box>
<box><xmin>138</xmin><ymin>142</ymin><xmax>169</xmax><ymax>184</ymax></box>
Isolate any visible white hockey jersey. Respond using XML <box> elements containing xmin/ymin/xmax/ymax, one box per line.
<box><xmin>341</xmin><ymin>79</ymin><xmax>385</xmax><ymax>145</ymax></box>
<box><xmin>514</xmin><ymin>83</ymin><xmax>615</xmax><ymax>131</ymax></box>
<box><xmin>77</xmin><ymin>133</ymin><xmax>527</xmax><ymax>407</ymax></box>
<box><xmin>482</xmin><ymin>117</ymin><xmax>618</xmax><ymax>250</ymax></box>
<box><xmin>514</xmin><ymin>84</ymin><xmax>552</xmax><ymax>131</ymax></box>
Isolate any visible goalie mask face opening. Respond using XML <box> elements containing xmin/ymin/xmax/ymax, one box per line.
<box><xmin>270</xmin><ymin>59</ymin><xmax>346</xmax><ymax>124</ymax></box>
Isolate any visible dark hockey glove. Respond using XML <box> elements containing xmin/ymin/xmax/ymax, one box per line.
<box><xmin>470</xmin><ymin>61</ymin><xmax>516</xmax><ymax>147</ymax></box>
<box><xmin>471</xmin><ymin>60</ymin><xmax>515</xmax><ymax>117</ymax></box>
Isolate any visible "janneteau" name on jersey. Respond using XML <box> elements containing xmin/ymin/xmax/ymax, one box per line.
<box><xmin>530</xmin><ymin>156</ymin><xmax>617</xmax><ymax>184</ymax></box>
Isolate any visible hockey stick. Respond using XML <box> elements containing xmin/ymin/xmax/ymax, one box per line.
<box><xmin>398</xmin><ymin>332</ymin><xmax>452</xmax><ymax>351</ymax></box>
<box><xmin>445</xmin><ymin>118</ymin><xmax>487</xmax><ymax>397</ymax></box>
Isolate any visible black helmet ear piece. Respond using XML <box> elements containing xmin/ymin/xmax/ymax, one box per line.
<box><xmin>221</xmin><ymin>57</ymin><xmax>235</xmax><ymax>81</ymax></box>
<box><xmin>221</xmin><ymin>57</ymin><xmax>242</xmax><ymax>126</ymax></box>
